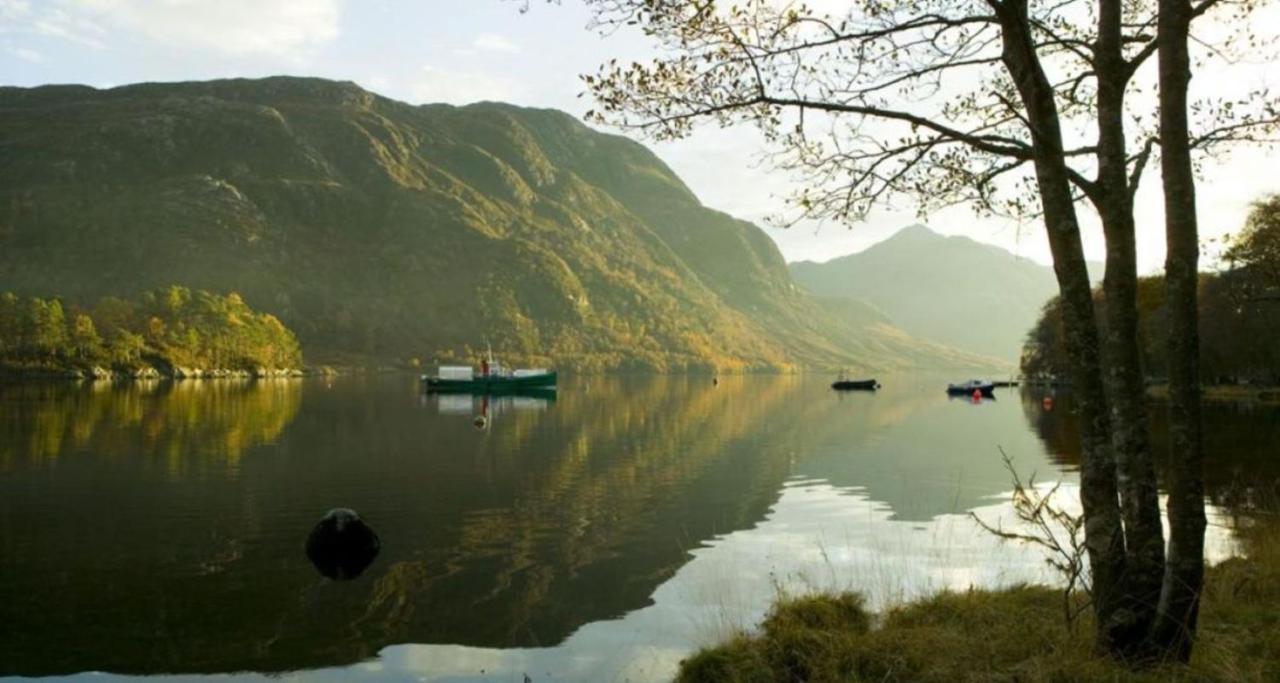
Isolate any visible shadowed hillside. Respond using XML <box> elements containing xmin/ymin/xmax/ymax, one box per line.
<box><xmin>0</xmin><ymin>77</ymin><xmax>996</xmax><ymax>372</ymax></box>
<box><xmin>790</xmin><ymin>225</ymin><xmax>1084</xmax><ymax>362</ymax></box>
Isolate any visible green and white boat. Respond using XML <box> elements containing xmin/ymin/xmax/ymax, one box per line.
<box><xmin>421</xmin><ymin>350</ymin><xmax>556</xmax><ymax>393</ymax></box>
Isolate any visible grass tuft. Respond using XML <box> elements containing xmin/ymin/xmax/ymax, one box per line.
<box><xmin>677</xmin><ymin>515</ymin><xmax>1280</xmax><ymax>683</ymax></box>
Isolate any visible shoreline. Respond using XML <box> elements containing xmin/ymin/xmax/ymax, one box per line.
<box><xmin>7</xmin><ymin>365</ymin><xmax>1277</xmax><ymax>398</ymax></box>
<box><xmin>678</xmin><ymin>510</ymin><xmax>1280</xmax><ymax>682</ymax></box>
<box><xmin>1018</xmin><ymin>379</ymin><xmax>1280</xmax><ymax>403</ymax></box>
<box><xmin>1146</xmin><ymin>383</ymin><xmax>1280</xmax><ymax>403</ymax></box>
<box><xmin>0</xmin><ymin>365</ymin><xmax>344</xmax><ymax>381</ymax></box>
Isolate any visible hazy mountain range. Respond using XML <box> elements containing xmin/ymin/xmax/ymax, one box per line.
<box><xmin>790</xmin><ymin>225</ymin><xmax>1080</xmax><ymax>362</ymax></box>
<box><xmin>0</xmin><ymin>76</ymin><xmax>1000</xmax><ymax>372</ymax></box>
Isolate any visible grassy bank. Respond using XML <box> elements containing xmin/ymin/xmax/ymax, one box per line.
<box><xmin>678</xmin><ymin>514</ymin><xmax>1280</xmax><ymax>682</ymax></box>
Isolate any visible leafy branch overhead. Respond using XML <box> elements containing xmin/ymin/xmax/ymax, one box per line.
<box><xmin>578</xmin><ymin>0</ymin><xmax>1278</xmax><ymax>225</ymax></box>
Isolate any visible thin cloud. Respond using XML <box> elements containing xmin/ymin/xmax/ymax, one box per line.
<box><xmin>18</xmin><ymin>0</ymin><xmax>340</xmax><ymax>60</ymax></box>
<box><xmin>472</xmin><ymin>32</ymin><xmax>519</xmax><ymax>53</ymax></box>
<box><xmin>409</xmin><ymin>64</ymin><xmax>522</xmax><ymax>105</ymax></box>
<box><xmin>27</xmin><ymin>7</ymin><xmax>107</xmax><ymax>48</ymax></box>
<box><xmin>5</xmin><ymin>44</ymin><xmax>43</xmax><ymax>62</ymax></box>
<box><xmin>0</xmin><ymin>0</ymin><xmax>31</xmax><ymax>22</ymax></box>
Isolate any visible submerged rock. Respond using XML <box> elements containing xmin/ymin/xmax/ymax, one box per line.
<box><xmin>305</xmin><ymin>508</ymin><xmax>380</xmax><ymax>580</ymax></box>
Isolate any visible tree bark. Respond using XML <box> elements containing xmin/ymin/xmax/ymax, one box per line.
<box><xmin>993</xmin><ymin>0</ymin><xmax>1129</xmax><ymax>656</ymax></box>
<box><xmin>1093</xmin><ymin>0</ymin><xmax>1167</xmax><ymax>656</ymax></box>
<box><xmin>1154</xmin><ymin>0</ymin><xmax>1208</xmax><ymax>661</ymax></box>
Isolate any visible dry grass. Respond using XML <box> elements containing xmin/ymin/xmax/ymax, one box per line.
<box><xmin>677</xmin><ymin>515</ymin><xmax>1280</xmax><ymax>683</ymax></box>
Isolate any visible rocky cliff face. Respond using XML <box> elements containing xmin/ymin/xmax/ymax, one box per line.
<box><xmin>0</xmin><ymin>77</ymin><xmax>992</xmax><ymax>371</ymax></box>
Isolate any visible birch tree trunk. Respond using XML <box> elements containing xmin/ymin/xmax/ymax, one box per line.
<box><xmin>1155</xmin><ymin>0</ymin><xmax>1208</xmax><ymax>661</ymax></box>
<box><xmin>1093</xmin><ymin>0</ymin><xmax>1167</xmax><ymax>654</ymax></box>
<box><xmin>994</xmin><ymin>0</ymin><xmax>1130</xmax><ymax>655</ymax></box>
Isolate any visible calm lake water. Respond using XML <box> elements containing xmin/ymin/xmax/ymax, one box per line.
<box><xmin>1</xmin><ymin>375</ymin><xmax>1276</xmax><ymax>682</ymax></box>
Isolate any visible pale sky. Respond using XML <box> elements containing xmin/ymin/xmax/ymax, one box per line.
<box><xmin>2</xmin><ymin>0</ymin><xmax>1276</xmax><ymax>272</ymax></box>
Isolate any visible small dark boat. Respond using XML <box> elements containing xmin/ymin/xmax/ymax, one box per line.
<box><xmin>946</xmin><ymin>379</ymin><xmax>995</xmax><ymax>396</ymax></box>
<box><xmin>832</xmin><ymin>378</ymin><xmax>879</xmax><ymax>391</ymax></box>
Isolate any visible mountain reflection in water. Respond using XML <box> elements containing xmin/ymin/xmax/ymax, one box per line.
<box><xmin>0</xmin><ymin>375</ymin><xmax>1274</xmax><ymax>681</ymax></box>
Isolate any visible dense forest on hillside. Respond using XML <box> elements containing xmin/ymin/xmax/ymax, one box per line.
<box><xmin>0</xmin><ymin>286</ymin><xmax>302</xmax><ymax>377</ymax></box>
<box><xmin>0</xmin><ymin>77</ymin><xmax>997</xmax><ymax>373</ymax></box>
<box><xmin>1022</xmin><ymin>196</ymin><xmax>1280</xmax><ymax>383</ymax></box>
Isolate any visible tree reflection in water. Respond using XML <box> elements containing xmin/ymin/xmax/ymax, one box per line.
<box><xmin>0</xmin><ymin>376</ymin><xmax>1273</xmax><ymax>679</ymax></box>
<box><xmin>0</xmin><ymin>379</ymin><xmax>301</xmax><ymax>475</ymax></box>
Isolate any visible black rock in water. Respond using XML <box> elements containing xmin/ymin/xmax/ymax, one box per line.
<box><xmin>305</xmin><ymin>508</ymin><xmax>380</xmax><ymax>580</ymax></box>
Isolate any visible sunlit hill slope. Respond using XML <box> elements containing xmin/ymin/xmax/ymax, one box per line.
<box><xmin>0</xmin><ymin>77</ymin><xmax>998</xmax><ymax>372</ymax></box>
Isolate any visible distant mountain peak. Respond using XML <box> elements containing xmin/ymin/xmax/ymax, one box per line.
<box><xmin>789</xmin><ymin>222</ymin><xmax>1062</xmax><ymax>362</ymax></box>
<box><xmin>884</xmin><ymin>224</ymin><xmax>981</xmax><ymax>250</ymax></box>
<box><xmin>893</xmin><ymin>223</ymin><xmax>937</xmax><ymax>239</ymax></box>
<box><xmin>877</xmin><ymin>224</ymin><xmax>955</xmax><ymax>250</ymax></box>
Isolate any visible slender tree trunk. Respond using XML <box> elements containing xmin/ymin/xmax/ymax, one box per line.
<box><xmin>1093</xmin><ymin>0</ymin><xmax>1167</xmax><ymax>656</ymax></box>
<box><xmin>1155</xmin><ymin>0</ymin><xmax>1207</xmax><ymax>661</ymax></box>
<box><xmin>994</xmin><ymin>0</ymin><xmax>1129</xmax><ymax>656</ymax></box>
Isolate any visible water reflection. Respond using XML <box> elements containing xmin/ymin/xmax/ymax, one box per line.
<box><xmin>1</xmin><ymin>375</ymin><xmax>801</xmax><ymax>675</ymax></box>
<box><xmin>796</xmin><ymin>377</ymin><xmax>1056</xmax><ymax>521</ymax></box>
<box><xmin>1020</xmin><ymin>386</ymin><xmax>1280</xmax><ymax>511</ymax></box>
<box><xmin>0</xmin><ymin>375</ymin><xmax>1274</xmax><ymax>681</ymax></box>
<box><xmin>425</xmin><ymin>390</ymin><xmax>556</xmax><ymax>435</ymax></box>
<box><xmin>0</xmin><ymin>379</ymin><xmax>301</xmax><ymax>476</ymax></box>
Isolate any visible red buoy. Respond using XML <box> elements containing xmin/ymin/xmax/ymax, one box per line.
<box><xmin>971</xmin><ymin>389</ymin><xmax>982</xmax><ymax>402</ymax></box>
<box><xmin>1043</xmin><ymin>396</ymin><xmax>1054</xmax><ymax>411</ymax></box>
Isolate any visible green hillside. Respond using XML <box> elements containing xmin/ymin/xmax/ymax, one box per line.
<box><xmin>791</xmin><ymin>225</ymin><xmax>1068</xmax><ymax>362</ymax></box>
<box><xmin>0</xmin><ymin>77</ymin><xmax>994</xmax><ymax>372</ymax></box>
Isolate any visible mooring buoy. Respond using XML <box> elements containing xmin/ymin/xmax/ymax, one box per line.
<box><xmin>305</xmin><ymin>508</ymin><xmax>381</xmax><ymax>580</ymax></box>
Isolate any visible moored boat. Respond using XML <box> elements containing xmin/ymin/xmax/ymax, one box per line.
<box><xmin>423</xmin><ymin>371</ymin><xmax>558</xmax><ymax>392</ymax></box>
<box><xmin>422</xmin><ymin>349</ymin><xmax>557</xmax><ymax>393</ymax></box>
<box><xmin>832</xmin><ymin>378</ymin><xmax>879</xmax><ymax>390</ymax></box>
<box><xmin>946</xmin><ymin>379</ymin><xmax>995</xmax><ymax>396</ymax></box>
